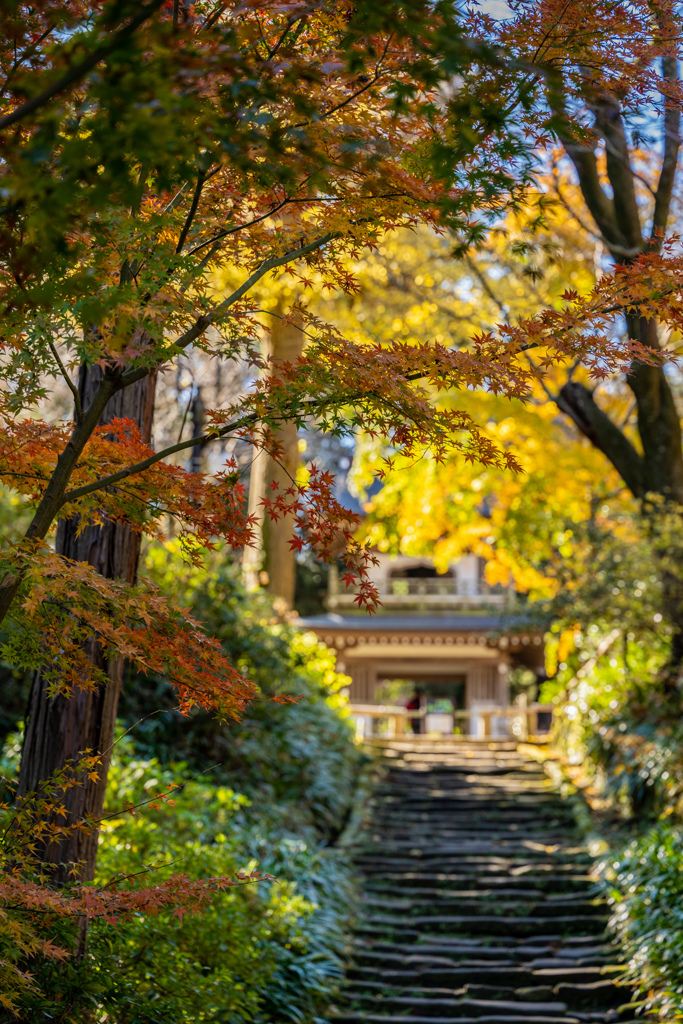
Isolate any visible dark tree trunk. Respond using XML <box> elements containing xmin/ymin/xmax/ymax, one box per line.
<box><xmin>626</xmin><ymin>317</ymin><xmax>683</xmax><ymax>504</ymax></box>
<box><xmin>17</xmin><ymin>365</ymin><xmax>156</xmax><ymax>884</ymax></box>
<box><xmin>553</xmin><ymin>68</ymin><xmax>683</xmax><ymax>674</ymax></box>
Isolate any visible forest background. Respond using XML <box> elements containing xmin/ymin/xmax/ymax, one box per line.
<box><xmin>2</xmin><ymin>0</ymin><xmax>683</xmax><ymax>1021</ymax></box>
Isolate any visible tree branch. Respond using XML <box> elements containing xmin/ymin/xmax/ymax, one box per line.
<box><xmin>652</xmin><ymin>54</ymin><xmax>681</xmax><ymax>243</ymax></box>
<box><xmin>0</xmin><ymin>0</ymin><xmax>166</xmax><ymax>131</ymax></box>
<box><xmin>590</xmin><ymin>92</ymin><xmax>643</xmax><ymax>254</ymax></box>
<box><xmin>559</xmin><ymin>130</ymin><xmax>625</xmax><ymax>247</ymax></box>
<box><xmin>175</xmin><ymin>171</ymin><xmax>207</xmax><ymax>255</ymax></box>
<box><xmin>48</xmin><ymin>340</ymin><xmax>83</xmax><ymax>423</ymax></box>
<box><xmin>0</xmin><ymin>371</ymin><xmax>122</xmax><ymax>626</ymax></box>
<box><xmin>60</xmin><ymin>381</ymin><xmax>349</xmax><ymax>508</ymax></box>
<box><xmin>556</xmin><ymin>380</ymin><xmax>644</xmax><ymax>497</ymax></box>
<box><xmin>184</xmin><ymin>196</ymin><xmax>292</xmax><ymax>258</ymax></box>
<box><xmin>550</xmin><ymin>81</ymin><xmax>632</xmax><ymax>256</ymax></box>
<box><xmin>60</xmin><ymin>416</ymin><xmax>250</xmax><ymax>507</ymax></box>
<box><xmin>119</xmin><ymin>232</ymin><xmax>335</xmax><ymax>388</ymax></box>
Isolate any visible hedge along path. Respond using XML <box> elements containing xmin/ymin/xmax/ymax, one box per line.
<box><xmin>329</xmin><ymin>738</ymin><xmax>644</xmax><ymax>1024</ymax></box>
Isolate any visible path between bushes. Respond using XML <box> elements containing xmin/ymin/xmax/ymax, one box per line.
<box><xmin>329</xmin><ymin>738</ymin><xmax>642</xmax><ymax>1024</ymax></box>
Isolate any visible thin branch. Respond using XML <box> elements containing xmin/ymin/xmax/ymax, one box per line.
<box><xmin>565</xmin><ymin>355</ymin><xmax>583</xmax><ymax>382</ymax></box>
<box><xmin>0</xmin><ymin>24</ymin><xmax>56</xmax><ymax>100</ymax></box>
<box><xmin>175</xmin><ymin>171</ymin><xmax>207</xmax><ymax>254</ymax></box>
<box><xmin>289</xmin><ymin>72</ymin><xmax>383</xmax><ymax>134</ymax></box>
<box><xmin>267</xmin><ymin>17</ymin><xmax>301</xmax><ymax>60</ymax></box>
<box><xmin>201</xmin><ymin>3</ymin><xmax>228</xmax><ymax>31</ymax></box>
<box><xmin>465</xmin><ymin>255</ymin><xmax>510</xmax><ymax>322</ymax></box>
<box><xmin>48</xmin><ymin>340</ymin><xmax>83</xmax><ymax>422</ymax></box>
<box><xmin>212</xmin><ymin>233</ymin><xmax>335</xmax><ymax>315</ymax></box>
<box><xmin>61</xmin><ymin>382</ymin><xmax>347</xmax><ymax>507</ymax></box>
<box><xmin>524</xmin><ymin>351</ymin><xmax>558</xmax><ymax>403</ymax></box>
<box><xmin>120</xmin><ymin>231</ymin><xmax>335</xmax><ymax>388</ymax></box>
<box><xmin>60</xmin><ymin>416</ymin><xmax>254</xmax><ymax>506</ymax></box>
<box><xmin>180</xmin><ymin>240</ymin><xmax>221</xmax><ymax>291</ymax></box>
<box><xmin>0</xmin><ymin>0</ymin><xmax>167</xmax><ymax>131</ymax></box>
<box><xmin>184</xmin><ymin>196</ymin><xmax>292</xmax><ymax>258</ymax></box>
<box><xmin>617</xmin><ymin>398</ymin><xmax>637</xmax><ymax>431</ymax></box>
<box><xmin>176</xmin><ymin>384</ymin><xmax>195</xmax><ymax>443</ymax></box>
<box><xmin>652</xmin><ymin>53</ymin><xmax>681</xmax><ymax>242</ymax></box>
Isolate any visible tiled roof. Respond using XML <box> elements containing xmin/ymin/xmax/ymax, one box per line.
<box><xmin>296</xmin><ymin>612</ymin><xmax>539</xmax><ymax>633</ymax></box>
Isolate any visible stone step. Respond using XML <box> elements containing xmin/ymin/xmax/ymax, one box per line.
<box><xmin>356</xmin><ymin>915</ymin><xmax>608</xmax><ymax>938</ymax></box>
<box><xmin>348</xmin><ymin>964</ymin><xmax>534</xmax><ymax>983</ymax></box>
<box><xmin>338</xmin><ymin>994</ymin><xmax>572</xmax><ymax>1017</ymax></box>
<box><xmin>363</xmin><ymin>874</ymin><xmax>596</xmax><ymax>891</ymax></box>
<box><xmin>356</xmin><ymin>849</ymin><xmax>592</xmax><ymax>860</ymax></box>
<box><xmin>347</xmin><ymin>966</ymin><xmax>626</xmax><ymax>992</ymax></box>
<box><xmin>342</xmin><ymin>977</ymin><xmax>627</xmax><ymax>1012</ymax></box>
<box><xmin>363</xmin><ymin>888</ymin><xmax>594</xmax><ymax>902</ymax></box>
<box><xmin>356</xmin><ymin>858</ymin><xmax>593</xmax><ymax>873</ymax></box>
<box><xmin>332</xmin><ymin>1017</ymin><xmax>582</xmax><ymax>1024</ymax></box>
<box><xmin>352</xmin><ymin>937</ymin><xmax>614</xmax><ymax>962</ymax></box>
<box><xmin>360</xmin><ymin>897</ymin><xmax>608</xmax><ymax>917</ymax></box>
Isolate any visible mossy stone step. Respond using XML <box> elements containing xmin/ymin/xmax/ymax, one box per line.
<box><xmin>357</xmin><ymin>914</ymin><xmax>608</xmax><ymax>938</ymax></box>
<box><xmin>338</xmin><ymin>994</ymin><xmax>571</xmax><ymax>1017</ymax></box>
<box><xmin>363</xmin><ymin>874</ymin><xmax>595</xmax><ymax>892</ymax></box>
<box><xmin>332</xmin><ymin>1017</ymin><xmax>580</xmax><ymax>1024</ymax></box>
<box><xmin>351</xmin><ymin>966</ymin><xmax>537</xmax><ymax>986</ymax></box>
<box><xmin>360</xmin><ymin>897</ymin><xmax>607</xmax><ymax>918</ymax></box>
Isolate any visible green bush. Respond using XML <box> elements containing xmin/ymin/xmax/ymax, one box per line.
<box><xmin>118</xmin><ymin>544</ymin><xmax>361</xmax><ymax>837</ymax></box>
<box><xmin>604</xmin><ymin>824</ymin><xmax>683</xmax><ymax>1021</ymax></box>
<box><xmin>1</xmin><ymin>545</ymin><xmax>362</xmax><ymax>1022</ymax></box>
<box><xmin>86</xmin><ymin>747</ymin><xmax>355</xmax><ymax>1024</ymax></box>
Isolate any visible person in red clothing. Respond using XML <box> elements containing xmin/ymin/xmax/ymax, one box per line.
<box><xmin>405</xmin><ymin>686</ymin><xmax>424</xmax><ymax>735</ymax></box>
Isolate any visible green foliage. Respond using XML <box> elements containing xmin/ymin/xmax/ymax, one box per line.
<box><xmin>120</xmin><ymin>542</ymin><xmax>361</xmax><ymax>836</ymax></box>
<box><xmin>1</xmin><ymin>545</ymin><xmax>362</xmax><ymax>1022</ymax></box>
<box><xmin>0</xmin><ymin>737</ymin><xmax>355</xmax><ymax>1024</ymax></box>
<box><xmin>605</xmin><ymin>825</ymin><xmax>683</xmax><ymax>1021</ymax></box>
<box><xmin>538</xmin><ymin>507</ymin><xmax>683</xmax><ymax>1020</ymax></box>
<box><xmin>544</xmin><ymin>505</ymin><xmax>669</xmax><ymax>652</ymax></box>
<box><xmin>85</xmin><ymin>748</ymin><xmax>355</xmax><ymax>1024</ymax></box>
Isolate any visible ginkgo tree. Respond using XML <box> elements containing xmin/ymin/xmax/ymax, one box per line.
<box><xmin>0</xmin><ymin>0</ymin><xmax>678</xmax><ymax>1011</ymax></box>
<box><xmin>328</xmin><ymin>179</ymin><xmax>625</xmax><ymax>595</ymax></box>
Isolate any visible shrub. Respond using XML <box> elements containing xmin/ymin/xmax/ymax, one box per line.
<box><xmin>86</xmin><ymin>748</ymin><xmax>355</xmax><ymax>1024</ymax></box>
<box><xmin>604</xmin><ymin>824</ymin><xmax>683</xmax><ymax>1021</ymax></box>
<box><xmin>1</xmin><ymin>545</ymin><xmax>362</xmax><ymax>1022</ymax></box>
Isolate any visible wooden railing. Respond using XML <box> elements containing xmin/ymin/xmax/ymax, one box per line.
<box><xmin>348</xmin><ymin>703</ymin><xmax>555</xmax><ymax>741</ymax></box>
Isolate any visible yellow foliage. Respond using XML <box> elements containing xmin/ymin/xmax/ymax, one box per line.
<box><xmin>291</xmin><ymin>164</ymin><xmax>638</xmax><ymax>595</ymax></box>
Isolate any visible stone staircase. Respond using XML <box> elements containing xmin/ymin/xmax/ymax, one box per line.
<box><xmin>330</xmin><ymin>739</ymin><xmax>641</xmax><ymax>1024</ymax></box>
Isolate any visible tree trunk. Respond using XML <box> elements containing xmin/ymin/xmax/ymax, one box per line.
<box><xmin>553</xmin><ymin>72</ymin><xmax>683</xmax><ymax>675</ymax></box>
<box><xmin>17</xmin><ymin>365</ymin><xmax>156</xmax><ymax>884</ymax></box>
<box><xmin>625</xmin><ymin>316</ymin><xmax>683</xmax><ymax>504</ymax></box>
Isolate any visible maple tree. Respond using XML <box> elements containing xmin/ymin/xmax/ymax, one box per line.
<box><xmin>0</xmin><ymin>0</ymin><xmax>551</xmax><ymax>1006</ymax></box>
<box><xmin>0</xmin><ymin>0</ymin><xmax>680</xmax><ymax>1011</ymax></box>
<box><xmin>482</xmin><ymin>0</ymin><xmax>683</xmax><ymax>671</ymax></box>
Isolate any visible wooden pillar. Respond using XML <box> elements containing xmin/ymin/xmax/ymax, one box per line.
<box><xmin>466</xmin><ymin>663</ymin><xmax>499</xmax><ymax>706</ymax></box>
<box><xmin>242</xmin><ymin>308</ymin><xmax>303</xmax><ymax>607</ymax></box>
<box><xmin>348</xmin><ymin>662</ymin><xmax>377</xmax><ymax>703</ymax></box>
